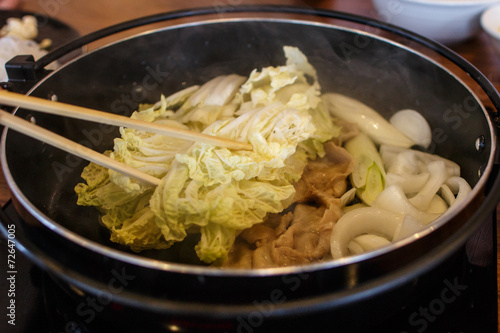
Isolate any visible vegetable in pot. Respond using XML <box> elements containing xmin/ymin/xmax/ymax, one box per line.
<box><xmin>76</xmin><ymin>46</ymin><xmax>341</xmax><ymax>264</ymax></box>
<box><xmin>389</xmin><ymin>109</ymin><xmax>432</xmax><ymax>149</ymax></box>
<box><xmin>331</xmin><ymin>138</ymin><xmax>472</xmax><ymax>259</ymax></box>
<box><xmin>344</xmin><ymin>132</ymin><xmax>386</xmax><ymax>205</ymax></box>
<box><xmin>75</xmin><ymin>46</ymin><xmax>473</xmax><ymax>266</ymax></box>
<box><xmin>324</xmin><ymin>93</ymin><xmax>415</xmax><ymax>148</ymax></box>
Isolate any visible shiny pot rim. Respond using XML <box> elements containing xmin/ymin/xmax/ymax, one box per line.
<box><xmin>0</xmin><ymin>195</ymin><xmax>490</xmax><ymax>317</ymax></box>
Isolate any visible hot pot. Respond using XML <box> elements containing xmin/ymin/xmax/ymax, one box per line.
<box><xmin>1</xmin><ymin>6</ymin><xmax>499</xmax><ymax>332</ymax></box>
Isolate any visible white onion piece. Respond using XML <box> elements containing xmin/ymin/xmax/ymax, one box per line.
<box><xmin>439</xmin><ymin>184</ymin><xmax>456</xmax><ymax>207</ymax></box>
<box><xmin>342</xmin><ymin>203</ymin><xmax>368</xmax><ymax>214</ymax></box>
<box><xmin>372</xmin><ymin>185</ymin><xmax>440</xmax><ymax>224</ymax></box>
<box><xmin>392</xmin><ymin>215</ymin><xmax>426</xmax><ymax>241</ymax></box>
<box><xmin>324</xmin><ymin>93</ymin><xmax>415</xmax><ymax>148</ymax></box>
<box><xmin>426</xmin><ymin>195</ymin><xmax>449</xmax><ymax>215</ymax></box>
<box><xmin>386</xmin><ymin>150</ymin><xmax>424</xmax><ymax>175</ymax></box>
<box><xmin>379</xmin><ymin>144</ymin><xmax>406</xmax><ymax>170</ymax></box>
<box><xmin>349</xmin><ymin>234</ymin><xmax>392</xmax><ymax>253</ymax></box>
<box><xmin>409</xmin><ymin>161</ymin><xmax>448</xmax><ymax>211</ymax></box>
<box><xmin>379</xmin><ymin>145</ymin><xmax>461</xmax><ymax>177</ymax></box>
<box><xmin>390</xmin><ymin>109</ymin><xmax>432</xmax><ymax>148</ymax></box>
<box><xmin>347</xmin><ymin>240</ymin><xmax>365</xmax><ymax>255</ymax></box>
<box><xmin>444</xmin><ymin>177</ymin><xmax>472</xmax><ymax>210</ymax></box>
<box><xmin>330</xmin><ymin>207</ymin><xmax>404</xmax><ymax>259</ymax></box>
<box><xmin>386</xmin><ymin>172</ymin><xmax>430</xmax><ymax>194</ymax></box>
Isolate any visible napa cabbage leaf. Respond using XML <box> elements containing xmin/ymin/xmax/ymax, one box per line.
<box><xmin>75</xmin><ymin>46</ymin><xmax>341</xmax><ymax>263</ymax></box>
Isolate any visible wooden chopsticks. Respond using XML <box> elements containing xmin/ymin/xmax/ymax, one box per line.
<box><xmin>0</xmin><ymin>90</ymin><xmax>253</xmax><ymax>186</ymax></box>
<box><xmin>0</xmin><ymin>108</ymin><xmax>161</xmax><ymax>186</ymax></box>
<box><xmin>0</xmin><ymin>90</ymin><xmax>253</xmax><ymax>151</ymax></box>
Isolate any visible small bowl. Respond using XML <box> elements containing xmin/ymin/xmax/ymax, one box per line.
<box><xmin>481</xmin><ymin>4</ymin><xmax>500</xmax><ymax>58</ymax></box>
<box><xmin>372</xmin><ymin>0</ymin><xmax>500</xmax><ymax>45</ymax></box>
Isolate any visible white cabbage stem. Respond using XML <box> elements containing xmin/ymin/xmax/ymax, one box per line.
<box><xmin>187</xmin><ymin>74</ymin><xmax>246</xmax><ymax>107</ymax></box>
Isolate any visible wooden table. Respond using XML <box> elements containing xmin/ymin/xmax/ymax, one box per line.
<box><xmin>1</xmin><ymin>0</ymin><xmax>499</xmax><ymax>329</ymax></box>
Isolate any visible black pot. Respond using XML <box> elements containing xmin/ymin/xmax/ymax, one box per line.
<box><xmin>1</xmin><ymin>6</ymin><xmax>499</xmax><ymax>332</ymax></box>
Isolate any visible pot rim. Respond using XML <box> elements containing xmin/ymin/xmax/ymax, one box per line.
<box><xmin>1</xmin><ymin>15</ymin><xmax>499</xmax><ymax>277</ymax></box>
<box><xmin>0</xmin><ymin>193</ymin><xmax>488</xmax><ymax>315</ymax></box>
